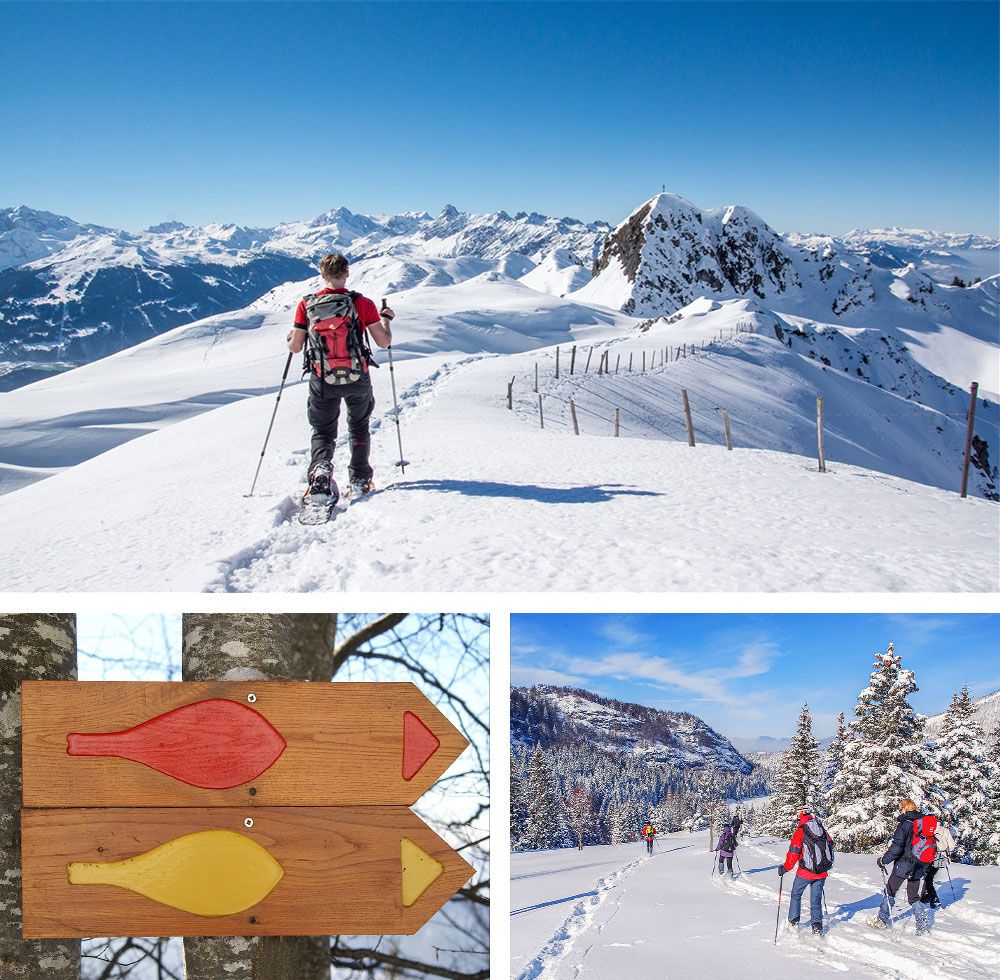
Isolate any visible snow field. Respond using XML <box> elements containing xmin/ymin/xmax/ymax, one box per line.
<box><xmin>511</xmin><ymin>834</ymin><xmax>1000</xmax><ymax>979</ymax></box>
<box><xmin>0</xmin><ymin>344</ymin><xmax>996</xmax><ymax>591</ymax></box>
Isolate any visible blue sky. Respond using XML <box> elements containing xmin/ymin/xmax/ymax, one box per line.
<box><xmin>510</xmin><ymin>613</ymin><xmax>1000</xmax><ymax>741</ymax></box>
<box><xmin>2</xmin><ymin>2</ymin><xmax>996</xmax><ymax>235</ymax></box>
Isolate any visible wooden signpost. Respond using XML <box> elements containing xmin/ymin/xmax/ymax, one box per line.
<box><xmin>20</xmin><ymin>681</ymin><xmax>474</xmax><ymax>938</ymax></box>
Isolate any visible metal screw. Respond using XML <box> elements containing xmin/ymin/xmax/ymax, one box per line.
<box><xmin>247</xmin><ymin>693</ymin><xmax>257</xmax><ymax>703</ymax></box>
<box><xmin>249</xmin><ymin>788</ymin><xmax>257</xmax><ymax>796</ymax></box>
<box><xmin>244</xmin><ymin>818</ymin><xmax>254</xmax><ymax>828</ymax></box>
<box><xmin>249</xmin><ymin>917</ymin><xmax>257</xmax><ymax>924</ymax></box>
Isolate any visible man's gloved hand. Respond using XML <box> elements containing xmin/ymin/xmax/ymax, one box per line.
<box><xmin>777</xmin><ymin>866</ymin><xmax>786</xmax><ymax>877</ymax></box>
<box><xmin>876</xmin><ymin>857</ymin><xmax>886</xmax><ymax>873</ymax></box>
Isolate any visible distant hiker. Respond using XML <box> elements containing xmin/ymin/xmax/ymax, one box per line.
<box><xmin>778</xmin><ymin>812</ymin><xmax>835</xmax><ymax>937</ymax></box>
<box><xmin>920</xmin><ymin>814</ymin><xmax>955</xmax><ymax>910</ymax></box>
<box><xmin>871</xmin><ymin>798</ymin><xmax>936</xmax><ymax>935</ymax></box>
<box><xmin>716</xmin><ymin>823</ymin><xmax>738</xmax><ymax>877</ymax></box>
<box><xmin>287</xmin><ymin>252</ymin><xmax>394</xmax><ymax>501</ymax></box>
<box><xmin>731</xmin><ymin>812</ymin><xmax>744</xmax><ymax>839</ymax></box>
<box><xmin>642</xmin><ymin>822</ymin><xmax>658</xmax><ymax>855</ymax></box>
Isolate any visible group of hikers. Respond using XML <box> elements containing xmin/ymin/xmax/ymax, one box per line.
<box><xmin>640</xmin><ymin>798</ymin><xmax>957</xmax><ymax>938</ymax></box>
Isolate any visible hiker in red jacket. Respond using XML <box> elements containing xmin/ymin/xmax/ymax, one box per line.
<box><xmin>641</xmin><ymin>822</ymin><xmax>657</xmax><ymax>855</ymax></box>
<box><xmin>287</xmin><ymin>252</ymin><xmax>393</xmax><ymax>500</ymax></box>
<box><xmin>779</xmin><ymin>812</ymin><xmax>834</xmax><ymax>936</ymax></box>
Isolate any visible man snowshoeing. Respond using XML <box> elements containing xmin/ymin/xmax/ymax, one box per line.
<box><xmin>779</xmin><ymin>811</ymin><xmax>835</xmax><ymax>937</ymax></box>
<box><xmin>287</xmin><ymin>252</ymin><xmax>394</xmax><ymax>505</ymax></box>
<box><xmin>871</xmin><ymin>798</ymin><xmax>935</xmax><ymax>935</ymax></box>
<box><xmin>716</xmin><ymin>822</ymin><xmax>738</xmax><ymax>877</ymax></box>
<box><xmin>641</xmin><ymin>822</ymin><xmax>657</xmax><ymax>855</ymax></box>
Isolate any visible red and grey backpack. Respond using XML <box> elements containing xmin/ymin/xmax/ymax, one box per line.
<box><xmin>910</xmin><ymin>814</ymin><xmax>938</xmax><ymax>864</ymax></box>
<box><xmin>799</xmin><ymin>817</ymin><xmax>835</xmax><ymax>873</ymax></box>
<box><xmin>302</xmin><ymin>290</ymin><xmax>375</xmax><ymax>385</ymax></box>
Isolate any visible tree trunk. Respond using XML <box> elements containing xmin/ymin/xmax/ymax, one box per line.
<box><xmin>181</xmin><ymin>614</ymin><xmax>329</xmax><ymax>980</ymax></box>
<box><xmin>0</xmin><ymin>614</ymin><xmax>80</xmax><ymax>980</ymax></box>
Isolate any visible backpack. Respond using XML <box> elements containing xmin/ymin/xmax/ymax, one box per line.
<box><xmin>910</xmin><ymin>815</ymin><xmax>938</xmax><ymax>865</ymax></box>
<box><xmin>719</xmin><ymin>829</ymin><xmax>736</xmax><ymax>852</ymax></box>
<box><xmin>302</xmin><ymin>290</ymin><xmax>374</xmax><ymax>385</ymax></box>
<box><xmin>799</xmin><ymin>817</ymin><xmax>834</xmax><ymax>873</ymax></box>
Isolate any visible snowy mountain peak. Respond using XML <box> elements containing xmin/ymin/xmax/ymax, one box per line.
<box><xmin>511</xmin><ymin>684</ymin><xmax>755</xmax><ymax>774</ymax></box>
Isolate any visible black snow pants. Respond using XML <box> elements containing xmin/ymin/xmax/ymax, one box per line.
<box><xmin>307</xmin><ymin>373</ymin><xmax>375</xmax><ymax>482</ymax></box>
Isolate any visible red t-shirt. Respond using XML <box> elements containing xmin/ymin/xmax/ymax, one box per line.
<box><xmin>293</xmin><ymin>288</ymin><xmax>380</xmax><ymax>331</ymax></box>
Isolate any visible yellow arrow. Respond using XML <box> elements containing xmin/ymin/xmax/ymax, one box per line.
<box><xmin>400</xmin><ymin>836</ymin><xmax>444</xmax><ymax>908</ymax></box>
<box><xmin>68</xmin><ymin>829</ymin><xmax>283</xmax><ymax>917</ymax></box>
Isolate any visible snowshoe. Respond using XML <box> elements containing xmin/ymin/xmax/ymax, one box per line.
<box><xmin>299</xmin><ymin>465</ymin><xmax>339</xmax><ymax>525</ymax></box>
<box><xmin>868</xmin><ymin>917</ymin><xmax>889</xmax><ymax>930</ymax></box>
<box><xmin>348</xmin><ymin>476</ymin><xmax>375</xmax><ymax>498</ymax></box>
<box><xmin>811</xmin><ymin>923</ymin><xmax>824</xmax><ymax>938</ymax></box>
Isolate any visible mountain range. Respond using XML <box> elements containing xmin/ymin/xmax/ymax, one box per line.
<box><xmin>1</xmin><ymin>199</ymin><xmax>995</xmax><ymax>390</ymax></box>
<box><xmin>511</xmin><ymin>684</ymin><xmax>755</xmax><ymax>775</ymax></box>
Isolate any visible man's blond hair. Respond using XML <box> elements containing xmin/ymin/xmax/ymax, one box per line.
<box><xmin>900</xmin><ymin>798</ymin><xmax>918</xmax><ymax>812</ymax></box>
<box><xmin>319</xmin><ymin>253</ymin><xmax>349</xmax><ymax>281</ymax></box>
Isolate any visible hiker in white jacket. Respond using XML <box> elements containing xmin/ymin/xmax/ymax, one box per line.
<box><xmin>920</xmin><ymin>817</ymin><xmax>956</xmax><ymax>909</ymax></box>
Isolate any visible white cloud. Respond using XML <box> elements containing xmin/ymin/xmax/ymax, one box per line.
<box><xmin>511</xmin><ymin>665</ymin><xmax>587</xmax><ymax>688</ymax></box>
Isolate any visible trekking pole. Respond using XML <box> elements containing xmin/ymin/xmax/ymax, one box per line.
<box><xmin>774</xmin><ymin>877</ymin><xmax>783</xmax><ymax>944</ymax></box>
<box><xmin>880</xmin><ymin>868</ymin><xmax>897</xmax><ymax>938</ymax></box>
<box><xmin>247</xmin><ymin>352</ymin><xmax>293</xmax><ymax>497</ymax></box>
<box><xmin>734</xmin><ymin>854</ymin><xmax>742</xmax><ymax>875</ymax></box>
<box><xmin>943</xmin><ymin>857</ymin><xmax>957</xmax><ymax>902</ymax></box>
<box><xmin>382</xmin><ymin>299</ymin><xmax>409</xmax><ymax>474</ymax></box>
<box><xmin>711</xmin><ymin>854</ymin><xmax>716</xmax><ymax>877</ymax></box>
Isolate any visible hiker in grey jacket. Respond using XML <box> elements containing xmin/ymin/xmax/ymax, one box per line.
<box><xmin>920</xmin><ymin>817</ymin><xmax>956</xmax><ymax>909</ymax></box>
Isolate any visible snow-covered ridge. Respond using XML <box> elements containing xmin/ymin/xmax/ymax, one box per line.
<box><xmin>579</xmin><ymin>193</ymin><xmax>999</xmax><ymax>326</ymax></box>
<box><xmin>925</xmin><ymin>689</ymin><xmax>1000</xmax><ymax>738</ymax></box>
<box><xmin>511</xmin><ymin>684</ymin><xmax>755</xmax><ymax>774</ymax></box>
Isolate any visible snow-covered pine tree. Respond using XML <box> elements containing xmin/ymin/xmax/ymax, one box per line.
<box><xmin>826</xmin><ymin>643</ymin><xmax>941</xmax><ymax>852</ymax></box>
<box><xmin>766</xmin><ymin>703</ymin><xmax>821</xmax><ymax>837</ymax></box>
<box><xmin>975</xmin><ymin>726</ymin><xmax>1000</xmax><ymax>865</ymax></box>
<box><xmin>937</xmin><ymin>684</ymin><xmax>989</xmax><ymax>862</ymax></box>
<box><xmin>823</xmin><ymin>711</ymin><xmax>848</xmax><ymax>808</ymax></box>
<box><xmin>510</xmin><ymin>749</ymin><xmax>529</xmax><ymax>850</ymax></box>
<box><xmin>565</xmin><ymin>784</ymin><xmax>597</xmax><ymax>849</ymax></box>
<box><xmin>522</xmin><ymin>745</ymin><xmax>563</xmax><ymax>849</ymax></box>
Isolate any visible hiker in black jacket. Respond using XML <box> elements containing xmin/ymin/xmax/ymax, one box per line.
<box><xmin>870</xmin><ymin>798</ymin><xmax>934</xmax><ymax>935</ymax></box>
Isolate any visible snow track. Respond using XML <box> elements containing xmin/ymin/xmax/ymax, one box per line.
<box><xmin>512</xmin><ymin>836</ymin><xmax>1000</xmax><ymax>979</ymax></box>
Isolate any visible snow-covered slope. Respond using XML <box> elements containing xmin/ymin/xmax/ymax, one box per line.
<box><xmin>925</xmin><ymin>689</ymin><xmax>1000</xmax><ymax>739</ymax></box>
<box><xmin>512</xmin><ymin>834</ymin><xmax>1000</xmax><ymax>980</ymax></box>
<box><xmin>511</xmin><ymin>685</ymin><xmax>754</xmax><ymax>773</ymax></box>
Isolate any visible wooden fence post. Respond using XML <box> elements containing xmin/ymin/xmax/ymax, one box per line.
<box><xmin>642</xmin><ymin>351</ymin><xmax>646</xmax><ymax>373</ymax></box>
<box><xmin>961</xmin><ymin>381</ymin><xmax>979</xmax><ymax>497</ymax></box>
<box><xmin>507</xmin><ymin>376</ymin><xmax>514</xmax><ymax>410</ymax></box>
<box><xmin>614</xmin><ymin>408</ymin><xmax>620</xmax><ymax>437</ymax></box>
<box><xmin>722</xmin><ymin>409</ymin><xmax>732</xmax><ymax>451</ymax></box>
<box><xmin>570</xmin><ymin>399</ymin><xmax>580</xmax><ymax>435</ymax></box>
<box><xmin>555</xmin><ymin>346</ymin><xmax>560</xmax><ymax>379</ymax></box>
<box><xmin>534</xmin><ymin>362</ymin><xmax>538</xmax><ymax>393</ymax></box>
<box><xmin>538</xmin><ymin>393</ymin><xmax>544</xmax><ymax>429</ymax></box>
<box><xmin>615</xmin><ymin>354</ymin><xmax>620</xmax><ymax>374</ymax></box>
<box><xmin>629</xmin><ymin>352</ymin><xmax>633</xmax><ymax>372</ymax></box>
<box><xmin>816</xmin><ymin>397</ymin><xmax>826</xmax><ymax>472</ymax></box>
<box><xmin>682</xmin><ymin>389</ymin><xmax>695</xmax><ymax>446</ymax></box>
<box><xmin>570</xmin><ymin>345</ymin><xmax>577</xmax><ymax>375</ymax></box>
<box><xmin>585</xmin><ymin>346</ymin><xmax>593</xmax><ymax>373</ymax></box>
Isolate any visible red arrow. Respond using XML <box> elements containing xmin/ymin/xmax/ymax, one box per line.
<box><xmin>67</xmin><ymin>699</ymin><xmax>286</xmax><ymax>789</ymax></box>
<box><xmin>402</xmin><ymin>711</ymin><xmax>440</xmax><ymax>781</ymax></box>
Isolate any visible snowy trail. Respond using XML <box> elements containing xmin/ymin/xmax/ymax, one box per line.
<box><xmin>511</xmin><ymin>835</ymin><xmax>1000</xmax><ymax>979</ymax></box>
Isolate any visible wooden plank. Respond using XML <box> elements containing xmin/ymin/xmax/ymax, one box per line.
<box><xmin>21</xmin><ymin>681</ymin><xmax>467</xmax><ymax>807</ymax></box>
<box><xmin>21</xmin><ymin>806</ymin><xmax>474</xmax><ymax>937</ymax></box>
